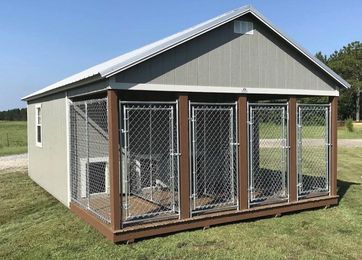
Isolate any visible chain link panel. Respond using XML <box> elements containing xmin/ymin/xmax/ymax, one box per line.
<box><xmin>121</xmin><ymin>102</ymin><xmax>179</xmax><ymax>223</ymax></box>
<box><xmin>248</xmin><ymin>104</ymin><xmax>288</xmax><ymax>206</ymax></box>
<box><xmin>297</xmin><ymin>104</ymin><xmax>330</xmax><ymax>198</ymax></box>
<box><xmin>70</xmin><ymin>98</ymin><xmax>110</xmax><ymax>223</ymax></box>
<box><xmin>190</xmin><ymin>103</ymin><xmax>238</xmax><ymax>213</ymax></box>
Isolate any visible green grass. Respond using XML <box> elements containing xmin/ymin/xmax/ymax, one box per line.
<box><xmin>258</xmin><ymin>123</ymin><xmax>362</xmax><ymax>139</ymax></box>
<box><xmin>337</xmin><ymin>124</ymin><xmax>362</xmax><ymax>139</ymax></box>
<box><xmin>259</xmin><ymin>147</ymin><xmax>326</xmax><ymax>174</ymax></box>
<box><xmin>1</xmin><ymin>148</ymin><xmax>361</xmax><ymax>259</ymax></box>
<box><xmin>0</xmin><ymin>121</ymin><xmax>27</xmax><ymax>156</ymax></box>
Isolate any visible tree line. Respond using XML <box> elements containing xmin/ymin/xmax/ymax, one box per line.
<box><xmin>0</xmin><ymin>108</ymin><xmax>27</xmax><ymax>121</ymax></box>
<box><xmin>316</xmin><ymin>41</ymin><xmax>362</xmax><ymax>121</ymax></box>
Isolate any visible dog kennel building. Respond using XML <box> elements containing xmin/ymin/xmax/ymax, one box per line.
<box><xmin>23</xmin><ymin>6</ymin><xmax>350</xmax><ymax>242</ymax></box>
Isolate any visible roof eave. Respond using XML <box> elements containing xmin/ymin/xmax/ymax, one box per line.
<box><xmin>22</xmin><ymin>74</ymin><xmax>104</xmax><ymax>101</ymax></box>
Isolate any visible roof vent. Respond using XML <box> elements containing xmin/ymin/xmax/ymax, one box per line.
<box><xmin>234</xmin><ymin>21</ymin><xmax>253</xmax><ymax>34</ymax></box>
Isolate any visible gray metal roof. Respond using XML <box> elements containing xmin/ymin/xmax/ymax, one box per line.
<box><xmin>23</xmin><ymin>5</ymin><xmax>350</xmax><ymax>101</ymax></box>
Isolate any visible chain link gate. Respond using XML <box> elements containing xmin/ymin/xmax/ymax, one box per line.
<box><xmin>248</xmin><ymin>103</ymin><xmax>289</xmax><ymax>206</ymax></box>
<box><xmin>189</xmin><ymin>102</ymin><xmax>238</xmax><ymax>214</ymax></box>
<box><xmin>69</xmin><ymin>98</ymin><xmax>110</xmax><ymax>223</ymax></box>
<box><xmin>297</xmin><ymin>104</ymin><xmax>330</xmax><ymax>199</ymax></box>
<box><xmin>120</xmin><ymin>101</ymin><xmax>179</xmax><ymax>223</ymax></box>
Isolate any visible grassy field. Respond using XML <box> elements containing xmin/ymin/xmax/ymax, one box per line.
<box><xmin>259</xmin><ymin>123</ymin><xmax>362</xmax><ymax>139</ymax></box>
<box><xmin>0</xmin><ymin>121</ymin><xmax>27</xmax><ymax>156</ymax></box>
<box><xmin>0</xmin><ymin>148</ymin><xmax>361</xmax><ymax>259</ymax></box>
<box><xmin>338</xmin><ymin>123</ymin><xmax>362</xmax><ymax>139</ymax></box>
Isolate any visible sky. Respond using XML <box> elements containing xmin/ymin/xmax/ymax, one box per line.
<box><xmin>0</xmin><ymin>0</ymin><xmax>361</xmax><ymax>110</ymax></box>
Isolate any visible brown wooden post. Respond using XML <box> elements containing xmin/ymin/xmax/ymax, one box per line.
<box><xmin>329</xmin><ymin>96</ymin><xmax>338</xmax><ymax>196</ymax></box>
<box><xmin>178</xmin><ymin>94</ymin><xmax>190</xmax><ymax>219</ymax></box>
<box><xmin>238</xmin><ymin>96</ymin><xmax>248</xmax><ymax>210</ymax></box>
<box><xmin>288</xmin><ymin>96</ymin><xmax>297</xmax><ymax>202</ymax></box>
<box><xmin>107</xmin><ymin>89</ymin><xmax>121</xmax><ymax>230</ymax></box>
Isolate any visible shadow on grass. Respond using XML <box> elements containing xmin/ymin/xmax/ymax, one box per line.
<box><xmin>337</xmin><ymin>179</ymin><xmax>360</xmax><ymax>201</ymax></box>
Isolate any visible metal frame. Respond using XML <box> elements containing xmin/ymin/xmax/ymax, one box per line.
<box><xmin>297</xmin><ymin>103</ymin><xmax>331</xmax><ymax>199</ymax></box>
<box><xmin>189</xmin><ymin>101</ymin><xmax>239</xmax><ymax>215</ymax></box>
<box><xmin>247</xmin><ymin>102</ymin><xmax>289</xmax><ymax>207</ymax></box>
<box><xmin>69</xmin><ymin>97</ymin><xmax>110</xmax><ymax>223</ymax></box>
<box><xmin>120</xmin><ymin>101</ymin><xmax>180</xmax><ymax>224</ymax></box>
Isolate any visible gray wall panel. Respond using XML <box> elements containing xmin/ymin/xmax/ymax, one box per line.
<box><xmin>28</xmin><ymin>92</ymin><xmax>69</xmax><ymax>206</ymax></box>
<box><xmin>115</xmin><ymin>14</ymin><xmax>338</xmax><ymax>91</ymax></box>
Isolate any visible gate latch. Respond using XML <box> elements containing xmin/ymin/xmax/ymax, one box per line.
<box><xmin>170</xmin><ymin>152</ymin><xmax>181</xmax><ymax>156</ymax></box>
<box><xmin>230</xmin><ymin>142</ymin><xmax>240</xmax><ymax>146</ymax></box>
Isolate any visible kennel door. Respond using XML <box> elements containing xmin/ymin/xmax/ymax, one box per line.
<box><xmin>120</xmin><ymin>102</ymin><xmax>179</xmax><ymax>223</ymax></box>
<box><xmin>297</xmin><ymin>104</ymin><xmax>330</xmax><ymax>199</ymax></box>
<box><xmin>190</xmin><ymin>102</ymin><xmax>238</xmax><ymax>214</ymax></box>
<box><xmin>248</xmin><ymin>103</ymin><xmax>289</xmax><ymax>206</ymax></box>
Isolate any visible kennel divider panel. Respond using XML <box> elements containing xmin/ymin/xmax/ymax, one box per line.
<box><xmin>248</xmin><ymin>103</ymin><xmax>289</xmax><ymax>207</ymax></box>
<box><xmin>297</xmin><ymin>104</ymin><xmax>330</xmax><ymax>199</ymax></box>
<box><xmin>120</xmin><ymin>101</ymin><xmax>180</xmax><ymax>224</ymax></box>
<box><xmin>189</xmin><ymin>102</ymin><xmax>238</xmax><ymax>214</ymax></box>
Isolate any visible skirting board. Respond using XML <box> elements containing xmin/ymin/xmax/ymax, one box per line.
<box><xmin>70</xmin><ymin>195</ymin><xmax>338</xmax><ymax>243</ymax></box>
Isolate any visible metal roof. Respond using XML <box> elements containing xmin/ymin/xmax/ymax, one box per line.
<box><xmin>23</xmin><ymin>5</ymin><xmax>350</xmax><ymax>101</ymax></box>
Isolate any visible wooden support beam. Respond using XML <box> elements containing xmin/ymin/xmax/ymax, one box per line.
<box><xmin>178</xmin><ymin>95</ymin><xmax>190</xmax><ymax>219</ymax></box>
<box><xmin>107</xmin><ymin>89</ymin><xmax>121</xmax><ymax>230</ymax></box>
<box><xmin>238</xmin><ymin>96</ymin><xmax>248</xmax><ymax>210</ymax></box>
<box><xmin>288</xmin><ymin>96</ymin><xmax>297</xmax><ymax>202</ymax></box>
<box><xmin>329</xmin><ymin>96</ymin><xmax>338</xmax><ymax>196</ymax></box>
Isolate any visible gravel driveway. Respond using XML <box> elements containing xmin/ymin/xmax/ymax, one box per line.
<box><xmin>338</xmin><ymin>139</ymin><xmax>362</xmax><ymax>148</ymax></box>
<box><xmin>0</xmin><ymin>153</ymin><xmax>28</xmax><ymax>174</ymax></box>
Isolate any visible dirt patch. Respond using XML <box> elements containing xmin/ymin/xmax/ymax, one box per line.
<box><xmin>0</xmin><ymin>153</ymin><xmax>27</xmax><ymax>174</ymax></box>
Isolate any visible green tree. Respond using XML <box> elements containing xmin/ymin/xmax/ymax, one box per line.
<box><xmin>315</xmin><ymin>51</ymin><xmax>328</xmax><ymax>64</ymax></box>
<box><xmin>0</xmin><ymin>108</ymin><xmax>27</xmax><ymax>121</ymax></box>
<box><xmin>327</xmin><ymin>41</ymin><xmax>362</xmax><ymax>120</ymax></box>
<box><xmin>315</xmin><ymin>42</ymin><xmax>362</xmax><ymax>120</ymax></box>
